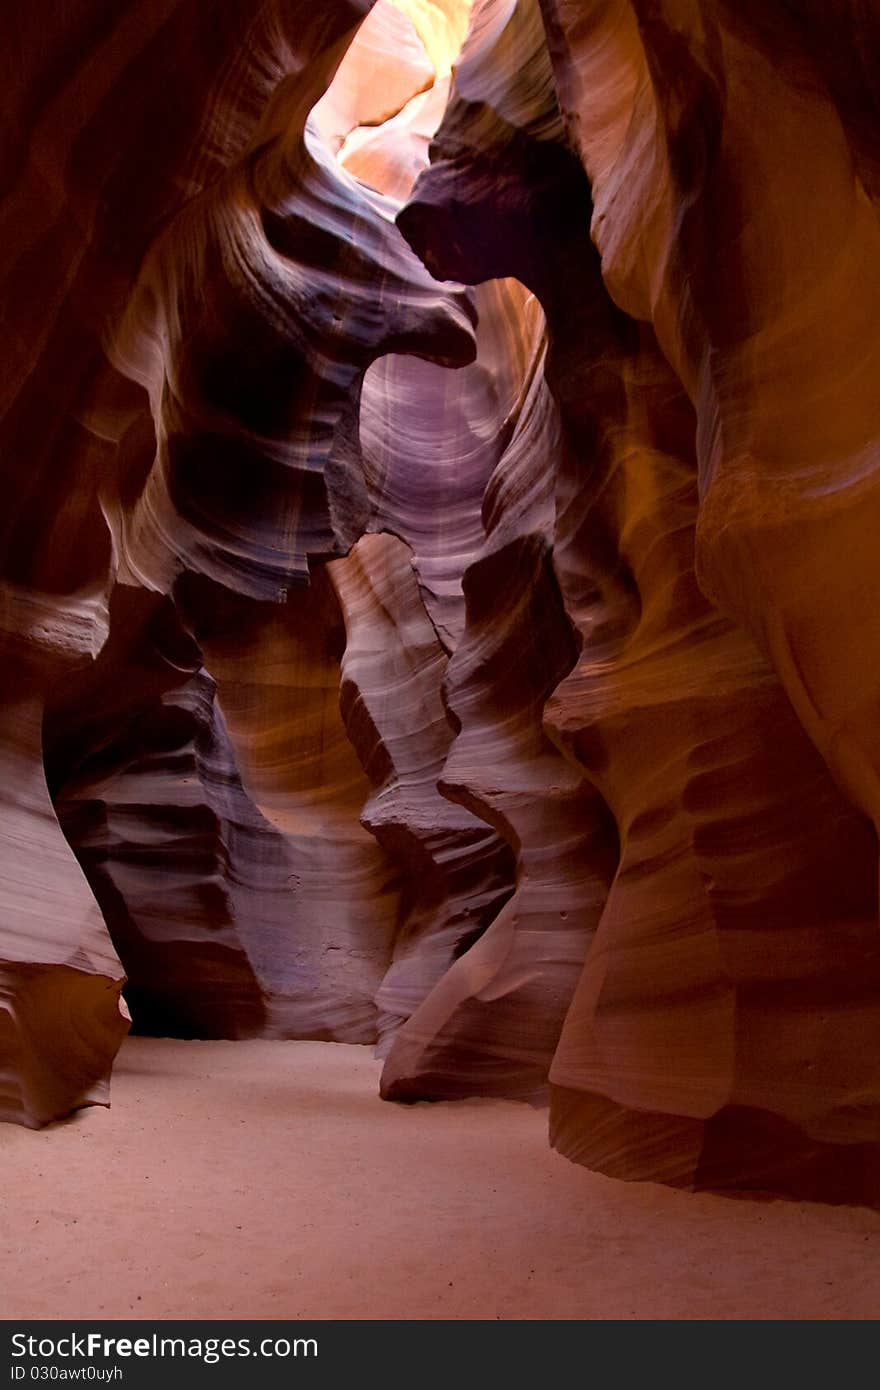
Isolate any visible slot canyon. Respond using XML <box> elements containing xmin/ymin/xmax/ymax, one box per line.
<box><xmin>2</xmin><ymin>0</ymin><xmax>880</xmax><ymax>1322</ymax></box>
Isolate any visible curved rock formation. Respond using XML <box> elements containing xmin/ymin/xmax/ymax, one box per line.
<box><xmin>330</xmin><ymin>533</ymin><xmax>515</xmax><ymax>1049</ymax></box>
<box><xmin>48</xmin><ymin>589</ymin><xmax>270</xmax><ymax>1040</ymax></box>
<box><xmin>539</xmin><ymin>0</ymin><xmax>880</xmax><ymax>834</ymax></box>
<box><xmin>174</xmin><ymin>568</ymin><xmax>404</xmax><ymax>1041</ymax></box>
<box><xmin>3</xmin><ymin>0</ymin><xmax>880</xmax><ymax>1204</ymax></box>
<box><xmin>0</xmin><ymin>585</ymin><xmax>128</xmax><ymax>1127</ymax></box>
<box><xmin>0</xmin><ymin>0</ymin><xmax>475</xmax><ymax>1113</ymax></box>
<box><xmin>111</xmin><ymin>60</ymin><xmax>475</xmax><ymax>599</ymax></box>
<box><xmin>389</xmin><ymin>0</ymin><xmax>880</xmax><ymax>1197</ymax></box>
<box><xmin>379</xmin><ymin>0</ymin><xmax>617</xmax><ymax>1102</ymax></box>
<box><xmin>533</xmin><ymin>0</ymin><xmax>880</xmax><ymax>1199</ymax></box>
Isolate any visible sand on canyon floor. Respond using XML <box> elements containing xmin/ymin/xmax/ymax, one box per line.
<box><xmin>2</xmin><ymin>1037</ymin><xmax>879</xmax><ymax>1320</ymax></box>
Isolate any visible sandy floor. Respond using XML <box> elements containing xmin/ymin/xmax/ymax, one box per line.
<box><xmin>2</xmin><ymin>1038</ymin><xmax>879</xmax><ymax>1320</ymax></box>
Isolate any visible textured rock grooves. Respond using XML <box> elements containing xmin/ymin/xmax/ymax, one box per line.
<box><xmin>2</xmin><ymin>0</ymin><xmax>880</xmax><ymax>1202</ymax></box>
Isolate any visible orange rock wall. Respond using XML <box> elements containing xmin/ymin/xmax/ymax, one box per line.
<box><xmin>2</xmin><ymin>0</ymin><xmax>879</xmax><ymax>1200</ymax></box>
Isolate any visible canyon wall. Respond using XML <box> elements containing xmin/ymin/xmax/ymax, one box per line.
<box><xmin>2</xmin><ymin>0</ymin><xmax>879</xmax><ymax>1201</ymax></box>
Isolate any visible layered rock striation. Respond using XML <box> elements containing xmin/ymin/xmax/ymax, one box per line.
<box><xmin>2</xmin><ymin>0</ymin><xmax>880</xmax><ymax>1200</ymax></box>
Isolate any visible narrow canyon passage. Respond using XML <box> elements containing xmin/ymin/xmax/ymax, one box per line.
<box><xmin>4</xmin><ymin>0</ymin><xmax>880</xmax><ymax>1334</ymax></box>
<box><xmin>4</xmin><ymin>1039</ymin><xmax>880</xmax><ymax>1322</ymax></box>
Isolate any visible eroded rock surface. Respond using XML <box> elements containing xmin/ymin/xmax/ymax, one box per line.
<box><xmin>2</xmin><ymin>0</ymin><xmax>880</xmax><ymax>1201</ymax></box>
